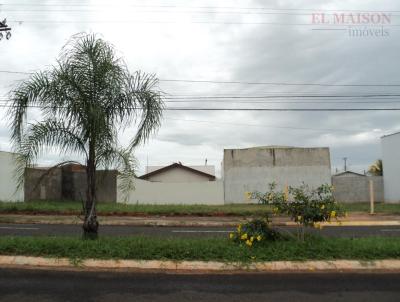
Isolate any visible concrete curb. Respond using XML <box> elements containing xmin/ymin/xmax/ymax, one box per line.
<box><xmin>1</xmin><ymin>256</ymin><xmax>400</xmax><ymax>272</ymax></box>
<box><xmin>0</xmin><ymin>215</ymin><xmax>399</xmax><ymax>227</ymax></box>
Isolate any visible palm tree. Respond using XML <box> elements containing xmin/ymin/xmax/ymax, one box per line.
<box><xmin>8</xmin><ymin>33</ymin><xmax>164</xmax><ymax>238</ymax></box>
<box><xmin>368</xmin><ymin>159</ymin><xmax>383</xmax><ymax>176</ymax></box>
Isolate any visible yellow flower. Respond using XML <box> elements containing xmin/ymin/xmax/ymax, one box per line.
<box><xmin>320</xmin><ymin>205</ymin><xmax>325</xmax><ymax>210</ymax></box>
<box><xmin>256</xmin><ymin>235</ymin><xmax>262</xmax><ymax>241</ymax></box>
<box><xmin>229</xmin><ymin>233</ymin><xmax>235</xmax><ymax>239</ymax></box>
<box><xmin>241</xmin><ymin>233</ymin><xmax>248</xmax><ymax>240</ymax></box>
<box><xmin>250</xmin><ymin>236</ymin><xmax>254</xmax><ymax>242</ymax></box>
<box><xmin>330</xmin><ymin>210</ymin><xmax>336</xmax><ymax>218</ymax></box>
<box><xmin>245</xmin><ymin>240</ymin><xmax>252</xmax><ymax>247</ymax></box>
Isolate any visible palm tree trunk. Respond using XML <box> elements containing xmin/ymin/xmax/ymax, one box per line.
<box><xmin>83</xmin><ymin>142</ymin><xmax>99</xmax><ymax>239</ymax></box>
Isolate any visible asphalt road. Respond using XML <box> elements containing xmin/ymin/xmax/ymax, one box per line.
<box><xmin>1</xmin><ymin>268</ymin><xmax>400</xmax><ymax>302</ymax></box>
<box><xmin>1</xmin><ymin>223</ymin><xmax>400</xmax><ymax>237</ymax></box>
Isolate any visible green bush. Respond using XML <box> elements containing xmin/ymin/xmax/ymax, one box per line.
<box><xmin>255</xmin><ymin>183</ymin><xmax>346</xmax><ymax>240</ymax></box>
<box><xmin>229</xmin><ymin>218</ymin><xmax>280</xmax><ymax>247</ymax></box>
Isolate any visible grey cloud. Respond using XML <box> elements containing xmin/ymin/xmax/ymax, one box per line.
<box><xmin>1</xmin><ymin>0</ymin><xmax>399</xmax><ymax>175</ymax></box>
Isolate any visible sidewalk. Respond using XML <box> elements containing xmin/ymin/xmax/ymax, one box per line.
<box><xmin>0</xmin><ymin>213</ymin><xmax>399</xmax><ymax>227</ymax></box>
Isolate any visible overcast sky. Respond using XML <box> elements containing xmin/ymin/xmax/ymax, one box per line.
<box><xmin>0</xmin><ymin>0</ymin><xmax>399</xmax><ymax>176</ymax></box>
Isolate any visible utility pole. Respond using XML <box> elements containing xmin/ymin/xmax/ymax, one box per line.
<box><xmin>343</xmin><ymin>157</ymin><xmax>348</xmax><ymax>172</ymax></box>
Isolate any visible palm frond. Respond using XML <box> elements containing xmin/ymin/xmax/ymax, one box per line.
<box><xmin>96</xmin><ymin>146</ymin><xmax>137</xmax><ymax>202</ymax></box>
<box><xmin>127</xmin><ymin>71</ymin><xmax>164</xmax><ymax>150</ymax></box>
<box><xmin>14</xmin><ymin>120</ymin><xmax>88</xmax><ymax>188</ymax></box>
<box><xmin>8</xmin><ymin>71</ymin><xmax>52</xmax><ymax>144</ymax></box>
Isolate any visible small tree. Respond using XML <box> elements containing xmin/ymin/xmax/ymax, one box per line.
<box><xmin>8</xmin><ymin>33</ymin><xmax>164</xmax><ymax>238</ymax></box>
<box><xmin>255</xmin><ymin>183</ymin><xmax>345</xmax><ymax>241</ymax></box>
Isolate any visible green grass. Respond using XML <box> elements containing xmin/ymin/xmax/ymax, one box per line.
<box><xmin>341</xmin><ymin>202</ymin><xmax>400</xmax><ymax>214</ymax></box>
<box><xmin>0</xmin><ymin>201</ymin><xmax>271</xmax><ymax>217</ymax></box>
<box><xmin>0</xmin><ymin>235</ymin><xmax>399</xmax><ymax>262</ymax></box>
<box><xmin>1</xmin><ymin>200</ymin><xmax>400</xmax><ymax>216</ymax></box>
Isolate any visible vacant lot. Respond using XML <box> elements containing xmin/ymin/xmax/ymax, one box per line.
<box><xmin>0</xmin><ymin>201</ymin><xmax>270</xmax><ymax>216</ymax></box>
<box><xmin>341</xmin><ymin>202</ymin><xmax>400</xmax><ymax>214</ymax></box>
<box><xmin>0</xmin><ymin>201</ymin><xmax>398</xmax><ymax>216</ymax></box>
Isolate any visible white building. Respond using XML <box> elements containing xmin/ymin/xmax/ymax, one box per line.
<box><xmin>118</xmin><ymin>163</ymin><xmax>223</xmax><ymax>205</ymax></box>
<box><xmin>381</xmin><ymin>132</ymin><xmax>400</xmax><ymax>203</ymax></box>
<box><xmin>0</xmin><ymin>151</ymin><xmax>24</xmax><ymax>202</ymax></box>
<box><xmin>223</xmin><ymin>146</ymin><xmax>332</xmax><ymax>203</ymax></box>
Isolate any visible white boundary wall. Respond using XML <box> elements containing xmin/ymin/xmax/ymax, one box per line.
<box><xmin>0</xmin><ymin>151</ymin><xmax>24</xmax><ymax>202</ymax></box>
<box><xmin>382</xmin><ymin>132</ymin><xmax>400</xmax><ymax>203</ymax></box>
<box><xmin>117</xmin><ymin>178</ymin><xmax>224</xmax><ymax>205</ymax></box>
<box><xmin>223</xmin><ymin>147</ymin><xmax>332</xmax><ymax>203</ymax></box>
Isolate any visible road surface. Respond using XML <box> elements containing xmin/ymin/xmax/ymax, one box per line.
<box><xmin>1</xmin><ymin>223</ymin><xmax>400</xmax><ymax>237</ymax></box>
<box><xmin>0</xmin><ymin>268</ymin><xmax>399</xmax><ymax>302</ymax></box>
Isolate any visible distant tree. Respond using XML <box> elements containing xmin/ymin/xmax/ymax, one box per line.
<box><xmin>368</xmin><ymin>159</ymin><xmax>383</xmax><ymax>176</ymax></box>
<box><xmin>8</xmin><ymin>33</ymin><xmax>164</xmax><ymax>238</ymax></box>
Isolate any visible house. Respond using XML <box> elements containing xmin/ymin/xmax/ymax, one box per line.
<box><xmin>381</xmin><ymin>131</ymin><xmax>400</xmax><ymax>203</ymax></box>
<box><xmin>0</xmin><ymin>151</ymin><xmax>24</xmax><ymax>202</ymax></box>
<box><xmin>119</xmin><ymin>163</ymin><xmax>223</xmax><ymax>205</ymax></box>
<box><xmin>223</xmin><ymin>146</ymin><xmax>332</xmax><ymax>203</ymax></box>
<box><xmin>332</xmin><ymin>171</ymin><xmax>383</xmax><ymax>203</ymax></box>
<box><xmin>139</xmin><ymin>163</ymin><xmax>216</xmax><ymax>183</ymax></box>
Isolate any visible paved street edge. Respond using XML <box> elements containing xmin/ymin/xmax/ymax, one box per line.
<box><xmin>1</xmin><ymin>215</ymin><xmax>399</xmax><ymax>227</ymax></box>
<box><xmin>1</xmin><ymin>256</ymin><xmax>400</xmax><ymax>272</ymax></box>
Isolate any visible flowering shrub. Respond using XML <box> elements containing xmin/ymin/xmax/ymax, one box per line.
<box><xmin>229</xmin><ymin>218</ymin><xmax>280</xmax><ymax>247</ymax></box>
<box><xmin>255</xmin><ymin>183</ymin><xmax>346</xmax><ymax>240</ymax></box>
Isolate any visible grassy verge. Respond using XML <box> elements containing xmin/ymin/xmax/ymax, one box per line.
<box><xmin>1</xmin><ymin>236</ymin><xmax>400</xmax><ymax>262</ymax></box>
<box><xmin>341</xmin><ymin>202</ymin><xmax>400</xmax><ymax>214</ymax></box>
<box><xmin>1</xmin><ymin>201</ymin><xmax>400</xmax><ymax>217</ymax></box>
<box><xmin>0</xmin><ymin>201</ymin><xmax>271</xmax><ymax>217</ymax></box>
